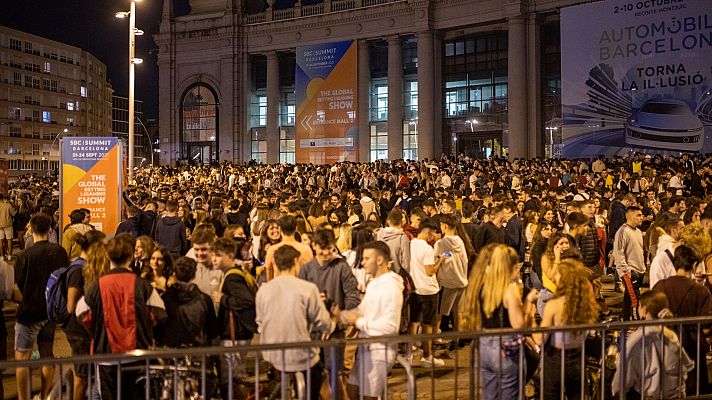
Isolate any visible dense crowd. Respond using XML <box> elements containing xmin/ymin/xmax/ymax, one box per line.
<box><xmin>0</xmin><ymin>151</ymin><xmax>711</xmax><ymax>400</ymax></box>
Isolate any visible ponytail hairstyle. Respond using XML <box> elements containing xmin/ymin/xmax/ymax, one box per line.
<box><xmin>639</xmin><ymin>290</ymin><xmax>672</xmax><ymax>320</ymax></box>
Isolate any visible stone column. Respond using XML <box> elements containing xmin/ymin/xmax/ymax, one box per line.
<box><xmin>507</xmin><ymin>16</ymin><xmax>528</xmax><ymax>159</ymax></box>
<box><xmin>358</xmin><ymin>40</ymin><xmax>371</xmax><ymax>162</ymax></box>
<box><xmin>417</xmin><ymin>30</ymin><xmax>435</xmax><ymax>161</ymax></box>
<box><xmin>266</xmin><ymin>51</ymin><xmax>280</xmax><ymax>164</ymax></box>
<box><xmin>387</xmin><ymin>36</ymin><xmax>403</xmax><ymax>161</ymax></box>
<box><xmin>527</xmin><ymin>14</ymin><xmax>542</xmax><ymax>158</ymax></box>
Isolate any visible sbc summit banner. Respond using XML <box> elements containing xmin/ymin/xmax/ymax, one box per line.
<box><xmin>60</xmin><ymin>137</ymin><xmax>122</xmax><ymax>235</ymax></box>
<box><xmin>296</xmin><ymin>41</ymin><xmax>357</xmax><ymax>164</ymax></box>
<box><xmin>561</xmin><ymin>0</ymin><xmax>712</xmax><ymax>158</ymax></box>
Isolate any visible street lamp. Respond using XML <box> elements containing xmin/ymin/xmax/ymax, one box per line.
<box><xmin>116</xmin><ymin>0</ymin><xmax>143</xmax><ymax>183</ymax></box>
<box><xmin>466</xmin><ymin>119</ymin><xmax>479</xmax><ymax>132</ymax></box>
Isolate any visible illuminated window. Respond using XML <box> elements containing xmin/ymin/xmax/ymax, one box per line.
<box><xmin>42</xmin><ymin>111</ymin><xmax>51</xmax><ymax>123</ymax></box>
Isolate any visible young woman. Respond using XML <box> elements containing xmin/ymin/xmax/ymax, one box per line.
<box><xmin>537</xmin><ymin>260</ymin><xmax>599</xmax><ymax>400</ymax></box>
<box><xmin>538</xmin><ymin>232</ymin><xmax>575</xmax><ymax>316</ymax></box>
<box><xmin>461</xmin><ymin>244</ymin><xmax>538</xmax><ymax>400</ymax></box>
<box><xmin>141</xmin><ymin>247</ymin><xmax>175</xmax><ymax>293</ymax></box>
<box><xmin>528</xmin><ymin>222</ymin><xmax>553</xmax><ymax>290</ymax></box>
<box><xmin>64</xmin><ymin>230</ymin><xmax>106</xmax><ymax>400</ymax></box>
<box><xmin>255</xmin><ymin>219</ymin><xmax>281</xmax><ymax>263</ymax></box>
<box><xmin>132</xmin><ymin>236</ymin><xmax>155</xmax><ymax>275</ymax></box>
<box><xmin>612</xmin><ymin>290</ymin><xmax>693</xmax><ymax>399</ymax></box>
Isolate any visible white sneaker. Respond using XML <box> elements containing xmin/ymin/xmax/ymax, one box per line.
<box><xmin>421</xmin><ymin>355</ymin><xmax>445</xmax><ymax>368</ymax></box>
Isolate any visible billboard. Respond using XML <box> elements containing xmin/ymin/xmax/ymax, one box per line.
<box><xmin>296</xmin><ymin>40</ymin><xmax>358</xmax><ymax>164</ymax></box>
<box><xmin>561</xmin><ymin>0</ymin><xmax>712</xmax><ymax>158</ymax></box>
<box><xmin>60</xmin><ymin>137</ymin><xmax>122</xmax><ymax>234</ymax></box>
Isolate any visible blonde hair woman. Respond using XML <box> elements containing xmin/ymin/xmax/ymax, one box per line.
<box><xmin>336</xmin><ymin>223</ymin><xmax>353</xmax><ymax>254</ymax></box>
<box><xmin>537</xmin><ymin>260</ymin><xmax>598</xmax><ymax>399</ymax></box>
<box><xmin>460</xmin><ymin>244</ymin><xmax>538</xmax><ymax>400</ymax></box>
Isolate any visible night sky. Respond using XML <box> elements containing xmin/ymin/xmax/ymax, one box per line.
<box><xmin>1</xmin><ymin>0</ymin><xmax>190</xmax><ymax>119</ymax></box>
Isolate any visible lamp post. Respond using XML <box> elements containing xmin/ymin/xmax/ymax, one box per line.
<box><xmin>116</xmin><ymin>0</ymin><xmax>143</xmax><ymax>183</ymax></box>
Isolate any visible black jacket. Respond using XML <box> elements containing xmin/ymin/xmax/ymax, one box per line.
<box><xmin>473</xmin><ymin>222</ymin><xmax>506</xmax><ymax>253</ymax></box>
<box><xmin>153</xmin><ymin>216</ymin><xmax>188</xmax><ymax>258</ymax></box>
<box><xmin>505</xmin><ymin>216</ymin><xmax>526</xmax><ymax>260</ymax></box>
<box><xmin>161</xmin><ymin>282</ymin><xmax>218</xmax><ymax>347</ymax></box>
<box><xmin>578</xmin><ymin>222</ymin><xmax>600</xmax><ymax>268</ymax></box>
<box><xmin>218</xmin><ymin>270</ymin><xmax>257</xmax><ymax>341</ymax></box>
<box><xmin>116</xmin><ymin>215</ymin><xmax>142</xmax><ymax>237</ymax></box>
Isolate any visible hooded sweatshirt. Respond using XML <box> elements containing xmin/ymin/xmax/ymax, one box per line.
<box><xmin>612</xmin><ymin>326</ymin><xmax>693</xmax><ymax>399</ymax></box>
<box><xmin>354</xmin><ymin>271</ymin><xmax>404</xmax><ymax>362</ymax></box>
<box><xmin>360</xmin><ymin>196</ymin><xmax>376</xmax><ymax>220</ymax></box>
<box><xmin>648</xmin><ymin>234</ymin><xmax>676</xmax><ymax>288</ymax></box>
<box><xmin>154</xmin><ymin>215</ymin><xmax>189</xmax><ymax>258</ymax></box>
<box><xmin>161</xmin><ymin>282</ymin><xmax>218</xmax><ymax>347</ymax></box>
<box><xmin>376</xmin><ymin>227</ymin><xmax>411</xmax><ymax>274</ymax></box>
<box><xmin>434</xmin><ymin>235</ymin><xmax>469</xmax><ymax>288</ymax></box>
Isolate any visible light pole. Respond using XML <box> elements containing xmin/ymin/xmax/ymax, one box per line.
<box><xmin>116</xmin><ymin>0</ymin><xmax>143</xmax><ymax>183</ymax></box>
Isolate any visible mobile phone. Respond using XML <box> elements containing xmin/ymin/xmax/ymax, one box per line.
<box><xmin>442</xmin><ymin>252</ymin><xmax>452</xmax><ymax>257</ymax></box>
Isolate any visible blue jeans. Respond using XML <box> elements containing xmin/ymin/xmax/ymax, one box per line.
<box><xmin>479</xmin><ymin>335</ymin><xmax>522</xmax><ymax>400</ymax></box>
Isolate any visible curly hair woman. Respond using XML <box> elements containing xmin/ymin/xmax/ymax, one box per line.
<box><xmin>536</xmin><ymin>259</ymin><xmax>599</xmax><ymax>400</ymax></box>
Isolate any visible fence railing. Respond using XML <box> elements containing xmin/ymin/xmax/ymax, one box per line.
<box><xmin>5</xmin><ymin>315</ymin><xmax>712</xmax><ymax>399</ymax></box>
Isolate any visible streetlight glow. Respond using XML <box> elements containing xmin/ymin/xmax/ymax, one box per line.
<box><xmin>133</xmin><ymin>29</ymin><xmax>144</xmax><ymax>36</ymax></box>
<box><xmin>115</xmin><ymin>12</ymin><xmax>129</xmax><ymax>18</ymax></box>
<box><xmin>131</xmin><ymin>58</ymin><xmax>143</xmax><ymax>64</ymax></box>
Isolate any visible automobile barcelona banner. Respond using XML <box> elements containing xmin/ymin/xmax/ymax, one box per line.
<box><xmin>561</xmin><ymin>0</ymin><xmax>712</xmax><ymax>158</ymax></box>
<box><xmin>296</xmin><ymin>40</ymin><xmax>358</xmax><ymax>164</ymax></box>
<box><xmin>60</xmin><ymin>137</ymin><xmax>122</xmax><ymax>235</ymax></box>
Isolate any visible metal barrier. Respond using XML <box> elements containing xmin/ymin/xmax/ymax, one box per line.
<box><xmin>4</xmin><ymin>316</ymin><xmax>712</xmax><ymax>399</ymax></box>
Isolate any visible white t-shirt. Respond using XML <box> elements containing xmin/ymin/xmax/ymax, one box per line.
<box><xmin>410</xmin><ymin>238</ymin><xmax>440</xmax><ymax>295</ymax></box>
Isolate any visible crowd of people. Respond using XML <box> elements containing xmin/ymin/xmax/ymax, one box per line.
<box><xmin>0</xmin><ymin>151</ymin><xmax>711</xmax><ymax>399</ymax></box>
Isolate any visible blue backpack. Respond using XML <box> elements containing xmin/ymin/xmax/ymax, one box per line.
<box><xmin>45</xmin><ymin>259</ymin><xmax>84</xmax><ymax>324</ymax></box>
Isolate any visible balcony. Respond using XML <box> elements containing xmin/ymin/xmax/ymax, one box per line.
<box><xmin>246</xmin><ymin>0</ymin><xmax>401</xmax><ymax>24</ymax></box>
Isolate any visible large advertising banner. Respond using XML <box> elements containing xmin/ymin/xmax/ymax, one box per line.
<box><xmin>0</xmin><ymin>160</ymin><xmax>7</xmax><ymax>195</ymax></box>
<box><xmin>296</xmin><ymin>40</ymin><xmax>358</xmax><ymax>164</ymax></box>
<box><xmin>60</xmin><ymin>137</ymin><xmax>122</xmax><ymax>234</ymax></box>
<box><xmin>561</xmin><ymin>0</ymin><xmax>712</xmax><ymax>158</ymax></box>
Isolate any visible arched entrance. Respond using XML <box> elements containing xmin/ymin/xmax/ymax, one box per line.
<box><xmin>181</xmin><ymin>83</ymin><xmax>219</xmax><ymax>164</ymax></box>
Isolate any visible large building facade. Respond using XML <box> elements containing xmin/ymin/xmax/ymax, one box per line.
<box><xmin>154</xmin><ymin>0</ymin><xmax>574</xmax><ymax>165</ymax></box>
<box><xmin>0</xmin><ymin>26</ymin><xmax>113</xmax><ymax>176</ymax></box>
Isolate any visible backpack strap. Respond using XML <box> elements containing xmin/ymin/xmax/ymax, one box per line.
<box><xmin>664</xmin><ymin>249</ymin><xmax>675</xmax><ymax>264</ymax></box>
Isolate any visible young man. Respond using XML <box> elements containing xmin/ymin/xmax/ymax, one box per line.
<box><xmin>343</xmin><ymin>241</ymin><xmax>404</xmax><ymax>400</ymax></box>
<box><xmin>473</xmin><ymin>205</ymin><xmax>506</xmax><ymax>253</ymax></box>
<box><xmin>614</xmin><ymin>206</ymin><xmax>645</xmax><ymax>320</ymax></box>
<box><xmin>376</xmin><ymin>209</ymin><xmax>411</xmax><ymax>274</ymax></box>
<box><xmin>160</xmin><ymin>257</ymin><xmax>218</xmax><ymax>347</ymax></box>
<box><xmin>76</xmin><ymin>234</ymin><xmax>166</xmax><ymax>400</ymax></box>
<box><xmin>256</xmin><ymin>245</ymin><xmax>337</xmax><ymax>400</ymax></box>
<box><xmin>188</xmin><ymin>227</ymin><xmax>224</xmax><ymax>297</ymax></box>
<box><xmin>648</xmin><ymin>217</ymin><xmax>685</xmax><ymax>288</ymax></box>
<box><xmin>153</xmin><ymin>199</ymin><xmax>189</xmax><ymax>260</ymax></box>
<box><xmin>299</xmin><ymin>229</ymin><xmax>360</xmax><ymax>398</ymax></box>
<box><xmin>408</xmin><ymin>218</ymin><xmax>448</xmax><ymax>367</ymax></box>
<box><xmin>212</xmin><ymin>238</ymin><xmax>257</xmax><ymax>388</ymax></box>
<box><xmin>14</xmin><ymin>213</ymin><xmax>69</xmax><ymax>400</ymax></box>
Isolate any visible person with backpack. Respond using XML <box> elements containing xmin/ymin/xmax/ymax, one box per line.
<box><xmin>53</xmin><ymin>230</ymin><xmax>105</xmax><ymax>400</ymax></box>
<box><xmin>75</xmin><ymin>233</ymin><xmax>167</xmax><ymax>400</ymax></box>
<box><xmin>211</xmin><ymin>238</ymin><xmax>258</xmax><ymax>391</ymax></box>
<box><xmin>14</xmin><ymin>213</ymin><xmax>69</xmax><ymax>400</ymax></box>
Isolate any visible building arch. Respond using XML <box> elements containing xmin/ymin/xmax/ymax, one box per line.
<box><xmin>179</xmin><ymin>82</ymin><xmax>220</xmax><ymax>164</ymax></box>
